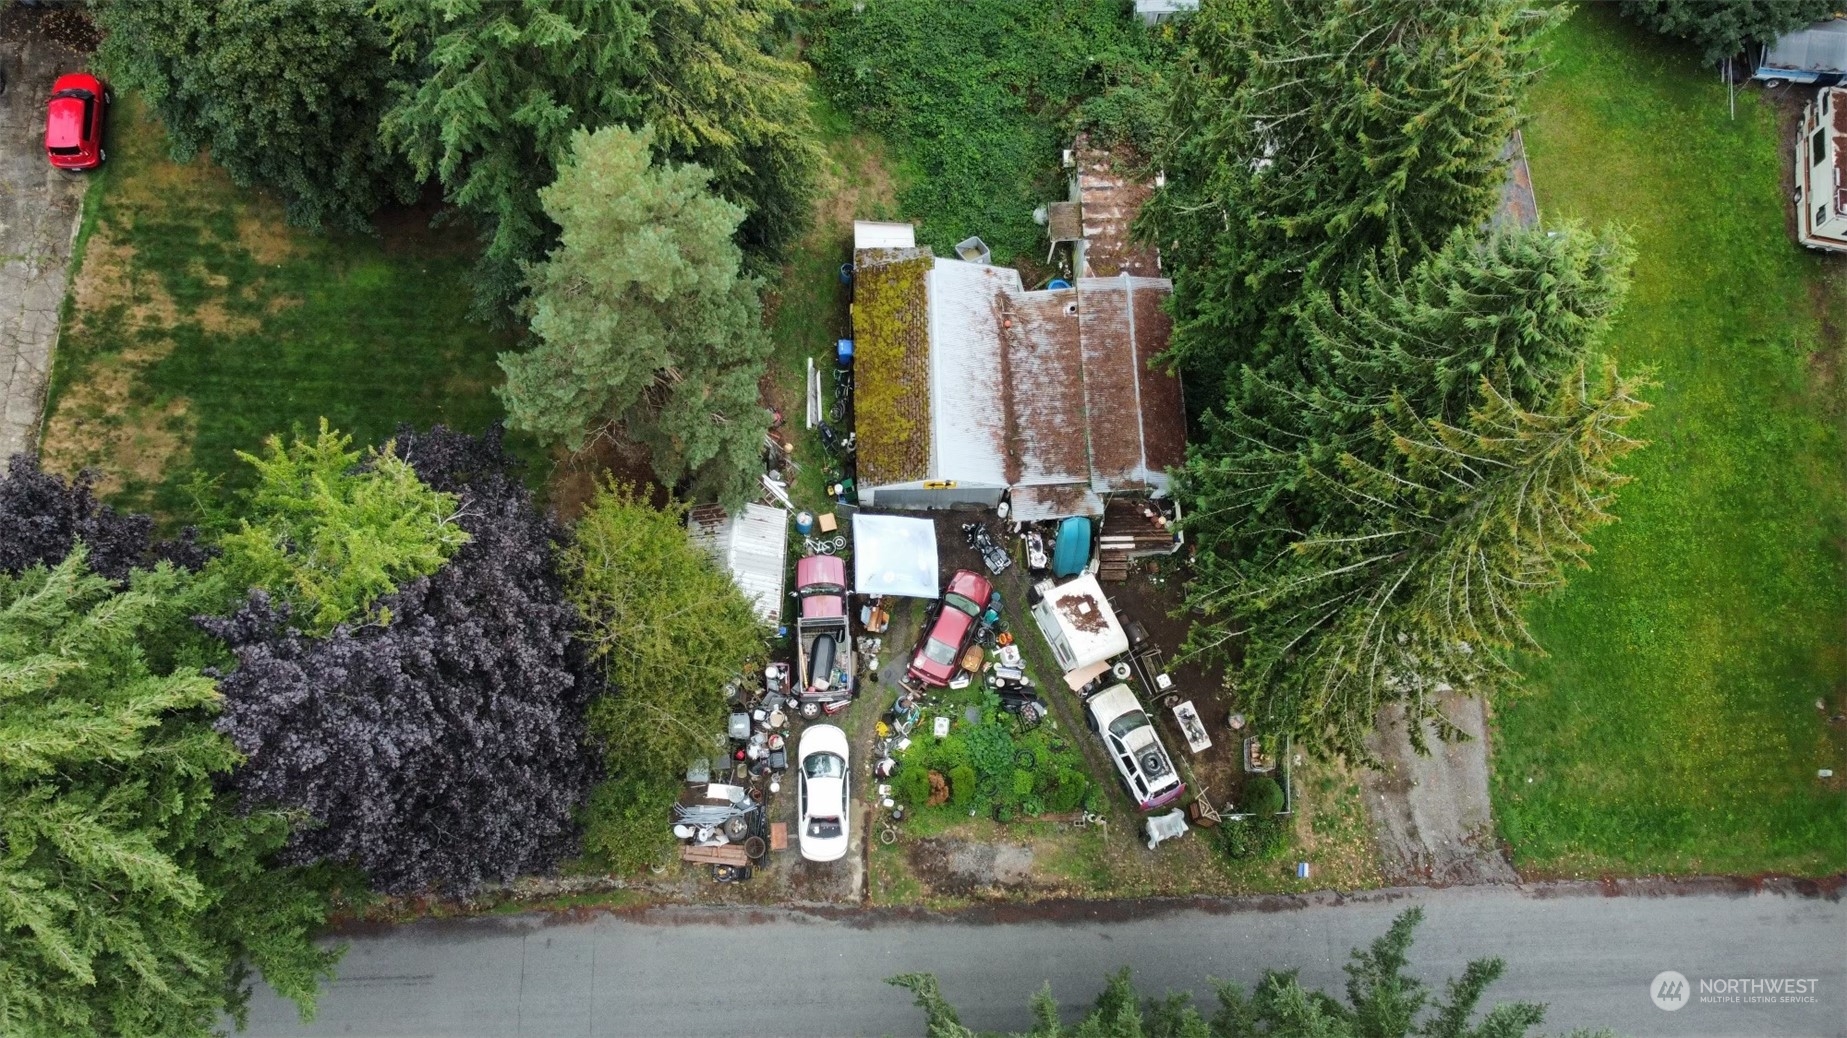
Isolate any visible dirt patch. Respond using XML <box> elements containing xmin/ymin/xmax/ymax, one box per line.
<box><xmin>235</xmin><ymin>210</ymin><xmax>303</xmax><ymax>267</ymax></box>
<box><xmin>907</xmin><ymin>839</ymin><xmax>1038</xmax><ymax>898</ymax></box>
<box><xmin>1360</xmin><ymin>693</ymin><xmax>1517</xmax><ymax>886</ymax></box>
<box><xmin>70</xmin><ymin>236</ymin><xmax>179</xmax><ymax>332</ymax></box>
<box><xmin>39</xmin><ymin>339</ymin><xmax>193</xmax><ymax>494</ymax></box>
<box><xmin>545</xmin><ymin>433</ymin><xmax>673</xmax><ymax>523</ymax></box>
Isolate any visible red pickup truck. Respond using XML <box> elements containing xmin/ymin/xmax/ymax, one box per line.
<box><xmin>795</xmin><ymin>555</ymin><xmax>855</xmax><ymax>717</ymax></box>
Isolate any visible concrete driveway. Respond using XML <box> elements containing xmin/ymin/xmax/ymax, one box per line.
<box><xmin>0</xmin><ymin>16</ymin><xmax>90</xmax><ymax>463</ymax></box>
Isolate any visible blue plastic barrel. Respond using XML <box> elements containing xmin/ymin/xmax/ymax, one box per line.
<box><xmin>1048</xmin><ymin>278</ymin><xmax>1072</xmax><ymax>290</ymax></box>
<box><xmin>836</xmin><ymin>338</ymin><xmax>854</xmax><ymax>364</ymax></box>
<box><xmin>838</xmin><ymin>263</ymin><xmax>855</xmax><ymax>285</ymax></box>
<box><xmin>795</xmin><ymin>511</ymin><xmax>814</xmax><ymax>535</ymax></box>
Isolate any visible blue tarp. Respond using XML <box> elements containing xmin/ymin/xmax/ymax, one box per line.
<box><xmin>1052</xmin><ymin>517</ymin><xmax>1092</xmax><ymax>577</ymax></box>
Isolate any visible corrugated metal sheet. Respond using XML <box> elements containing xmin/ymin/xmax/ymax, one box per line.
<box><xmin>926</xmin><ymin>259</ymin><xmax>1019</xmax><ymax>489</ymax></box>
<box><xmin>1001</xmin><ymin>288</ymin><xmax>1088</xmax><ymax>486</ymax></box>
<box><xmin>1490</xmin><ymin>132</ymin><xmax>1539</xmax><ymax>232</ymax></box>
<box><xmin>687</xmin><ymin>503</ymin><xmax>787</xmax><ymax>624</ymax></box>
<box><xmin>1078</xmin><ymin>275</ymin><xmax>1181</xmax><ymax>495</ymax></box>
<box><xmin>1075</xmin><ymin>135</ymin><xmax>1162</xmax><ymax>277</ymax></box>
<box><xmin>1012</xmin><ymin>482</ymin><xmax>1103</xmax><ymax>522</ymax></box>
<box><xmin>854</xmin><ymin>221</ymin><xmax>917</xmax><ymax>250</ymax></box>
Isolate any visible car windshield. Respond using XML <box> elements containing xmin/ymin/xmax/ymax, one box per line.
<box><xmin>1107</xmin><ymin>709</ymin><xmax>1150</xmax><ymax>742</ymax></box>
<box><xmin>48</xmin><ymin>146</ymin><xmax>80</xmax><ymax>156</ymax></box>
<box><xmin>921</xmin><ymin>637</ymin><xmax>959</xmax><ymax>666</ymax></box>
<box><xmin>944</xmin><ymin>592</ymin><xmax>982</xmax><ymax>616</ymax></box>
<box><xmin>804</xmin><ymin>751</ymin><xmax>844</xmax><ymax>780</ymax></box>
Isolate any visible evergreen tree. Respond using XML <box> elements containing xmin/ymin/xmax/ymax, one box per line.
<box><xmin>1145</xmin><ymin>0</ymin><xmax>1555</xmax><ymax>404</ymax></box>
<box><xmin>1621</xmin><ymin>0</ymin><xmax>1837</xmax><ymax>66</ymax></box>
<box><xmin>890</xmin><ymin>908</ymin><xmax>1610</xmax><ymax>1038</ymax></box>
<box><xmin>500</xmin><ymin>125</ymin><xmax>771</xmax><ymax>507</ymax></box>
<box><xmin>1213</xmin><ymin>364</ymin><xmax>1652</xmax><ymax>756</ymax></box>
<box><xmin>375</xmin><ymin>0</ymin><xmax>818</xmax><ymax>316</ymax></box>
<box><xmin>93</xmin><ymin>0</ymin><xmax>411</xmax><ymax>231</ymax></box>
<box><xmin>212</xmin><ymin>421</ymin><xmax>471</xmax><ymax>636</ymax></box>
<box><xmin>0</xmin><ymin>550</ymin><xmax>336</xmax><ymax>1038</ymax></box>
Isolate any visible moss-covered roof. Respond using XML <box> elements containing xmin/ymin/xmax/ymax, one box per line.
<box><xmin>851</xmin><ymin>248</ymin><xmax>934</xmax><ymax>485</ymax></box>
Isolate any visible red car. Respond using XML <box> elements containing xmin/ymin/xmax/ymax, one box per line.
<box><xmin>45</xmin><ymin>73</ymin><xmax>108</xmax><ymax>171</ymax></box>
<box><xmin>906</xmin><ymin>569</ymin><xmax>994</xmax><ymax>687</ymax></box>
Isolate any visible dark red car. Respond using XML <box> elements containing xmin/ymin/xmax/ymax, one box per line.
<box><xmin>906</xmin><ymin>569</ymin><xmax>994</xmax><ymax>687</ymax></box>
<box><xmin>46</xmin><ymin>72</ymin><xmax>108</xmax><ymax>171</ymax></box>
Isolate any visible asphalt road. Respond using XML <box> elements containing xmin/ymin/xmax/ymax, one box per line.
<box><xmin>241</xmin><ymin>883</ymin><xmax>1845</xmax><ymax>1038</ymax></box>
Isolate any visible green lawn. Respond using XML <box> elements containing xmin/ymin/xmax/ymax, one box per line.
<box><xmin>43</xmin><ymin>97</ymin><xmax>523</xmax><ymax>517</ymax></box>
<box><xmin>1492</xmin><ymin>9</ymin><xmax>1847</xmax><ymax>876</ymax></box>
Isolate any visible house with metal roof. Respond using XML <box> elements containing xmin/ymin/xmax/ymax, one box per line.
<box><xmin>848</xmin><ymin>222</ymin><xmax>1185</xmax><ymax>520</ymax></box>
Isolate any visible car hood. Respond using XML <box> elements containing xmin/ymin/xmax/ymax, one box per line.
<box><xmin>46</xmin><ymin>98</ymin><xmax>86</xmax><ymax>148</ymax></box>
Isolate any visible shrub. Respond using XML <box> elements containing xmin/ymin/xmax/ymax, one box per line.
<box><xmin>1210</xmin><ymin>816</ymin><xmax>1289</xmax><ymax>862</ymax></box>
<box><xmin>1082</xmin><ymin>784</ymin><xmax>1104</xmax><ymax>814</ymax></box>
<box><xmin>895</xmin><ymin>764</ymin><xmax>932</xmax><ymax>807</ymax></box>
<box><xmin>949</xmin><ymin>765</ymin><xmax>978</xmax><ymax>807</ymax></box>
<box><xmin>1244</xmin><ymin>776</ymin><xmax>1286</xmax><ymax>816</ymax></box>
<box><xmin>1047</xmin><ymin>770</ymin><xmax>1089</xmax><ymax>813</ymax></box>
<box><xmin>582</xmin><ymin>774</ymin><xmax>679</xmax><ymax>875</ymax></box>
<box><xmin>995</xmin><ymin>804</ymin><xmax>1015</xmax><ymax>824</ymax></box>
<box><xmin>1011</xmin><ymin>769</ymin><xmax>1036</xmax><ymax>798</ymax></box>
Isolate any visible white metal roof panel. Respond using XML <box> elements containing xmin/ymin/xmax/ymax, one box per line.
<box><xmin>1765</xmin><ymin>19</ymin><xmax>1847</xmax><ymax>73</ymax></box>
<box><xmin>854</xmin><ymin>221</ymin><xmax>917</xmax><ymax>251</ymax></box>
<box><xmin>688</xmin><ymin>503</ymin><xmax>787</xmax><ymax>624</ymax></box>
<box><xmin>1038</xmin><ymin>572</ymin><xmax>1129</xmax><ymax>667</ymax></box>
<box><xmin>926</xmin><ymin>258</ymin><xmax>1019</xmax><ymax>488</ymax></box>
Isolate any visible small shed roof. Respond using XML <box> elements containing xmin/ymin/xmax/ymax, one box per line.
<box><xmin>1076</xmin><ymin>275</ymin><xmax>1186</xmax><ymax>494</ymax></box>
<box><xmin>854</xmin><ymin>220</ymin><xmax>917</xmax><ymax>250</ymax></box>
<box><xmin>688</xmin><ymin>503</ymin><xmax>788</xmax><ymax>624</ymax></box>
<box><xmin>1047</xmin><ymin>201</ymin><xmax>1084</xmax><ymax>244</ymax></box>
<box><xmin>852</xmin><ymin>513</ymin><xmax>941</xmax><ymax>598</ymax></box>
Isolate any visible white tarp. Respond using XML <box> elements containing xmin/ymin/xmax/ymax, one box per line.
<box><xmin>851</xmin><ymin>513</ymin><xmax>940</xmax><ymax>598</ymax></box>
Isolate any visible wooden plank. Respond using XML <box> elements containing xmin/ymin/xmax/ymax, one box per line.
<box><xmin>680</xmin><ymin>844</ymin><xmax>750</xmax><ymax>866</ymax></box>
<box><xmin>769</xmin><ymin>822</ymin><xmax>789</xmax><ymax>852</ymax></box>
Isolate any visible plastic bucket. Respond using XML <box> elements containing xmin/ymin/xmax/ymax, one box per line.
<box><xmin>1048</xmin><ymin>278</ymin><xmax>1072</xmax><ymax>290</ymax></box>
<box><xmin>836</xmin><ymin>338</ymin><xmax>854</xmax><ymax>364</ymax></box>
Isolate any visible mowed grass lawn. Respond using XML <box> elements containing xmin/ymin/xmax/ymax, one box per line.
<box><xmin>1493</xmin><ymin>9</ymin><xmax>1847</xmax><ymax>875</ymax></box>
<box><xmin>43</xmin><ymin>97</ymin><xmax>520</xmax><ymax>516</ymax></box>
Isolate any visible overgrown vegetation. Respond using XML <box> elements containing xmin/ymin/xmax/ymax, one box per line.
<box><xmin>564</xmin><ymin>480</ymin><xmax>766</xmax><ymax>866</ymax></box>
<box><xmin>892</xmin><ymin>692</ymin><xmax>1095</xmax><ymax>823</ymax></box>
<box><xmin>808</xmin><ymin>0</ymin><xmax>1171</xmax><ymax>266</ymax></box>
<box><xmin>1491</xmin><ymin>9</ymin><xmax>1847</xmax><ymax>876</ymax></box>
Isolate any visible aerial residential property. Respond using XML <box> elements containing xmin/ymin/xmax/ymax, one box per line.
<box><xmin>1</xmin><ymin>2</ymin><xmax>1841</xmax><ymax>1037</ymax></box>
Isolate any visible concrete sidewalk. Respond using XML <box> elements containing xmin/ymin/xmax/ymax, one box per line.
<box><xmin>0</xmin><ymin>16</ymin><xmax>90</xmax><ymax>463</ymax></box>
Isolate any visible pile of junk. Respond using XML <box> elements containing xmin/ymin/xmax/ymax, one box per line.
<box><xmin>672</xmin><ymin>662</ymin><xmax>796</xmax><ymax>882</ymax></box>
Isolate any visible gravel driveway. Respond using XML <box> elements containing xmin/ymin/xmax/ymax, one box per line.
<box><xmin>0</xmin><ymin>17</ymin><xmax>90</xmax><ymax>463</ymax></box>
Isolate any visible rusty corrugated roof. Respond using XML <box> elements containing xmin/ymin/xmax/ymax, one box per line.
<box><xmin>1000</xmin><ymin>289</ymin><xmax>1088</xmax><ymax>485</ymax></box>
<box><xmin>1077</xmin><ymin>276</ymin><xmax>1182</xmax><ymax>494</ymax></box>
<box><xmin>1075</xmin><ymin>135</ymin><xmax>1161</xmax><ymax>277</ymax></box>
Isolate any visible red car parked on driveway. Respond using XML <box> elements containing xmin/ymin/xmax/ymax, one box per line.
<box><xmin>906</xmin><ymin>569</ymin><xmax>994</xmax><ymax>687</ymax></box>
<box><xmin>45</xmin><ymin>72</ymin><xmax>108</xmax><ymax>171</ymax></box>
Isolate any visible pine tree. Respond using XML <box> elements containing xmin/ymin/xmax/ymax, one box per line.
<box><xmin>1222</xmin><ymin>364</ymin><xmax>1652</xmax><ymax>756</ymax></box>
<box><xmin>1145</xmin><ymin>0</ymin><xmax>1556</xmax><ymax>403</ymax></box>
<box><xmin>0</xmin><ymin>550</ymin><xmax>336</xmax><ymax>1038</ymax></box>
<box><xmin>500</xmin><ymin>125</ymin><xmax>771</xmax><ymax>507</ymax></box>
<box><xmin>1621</xmin><ymin>0</ymin><xmax>1838</xmax><ymax>65</ymax></box>
<box><xmin>375</xmin><ymin>0</ymin><xmax>818</xmax><ymax>316</ymax></box>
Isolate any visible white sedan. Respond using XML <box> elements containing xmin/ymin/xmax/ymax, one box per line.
<box><xmin>797</xmin><ymin>724</ymin><xmax>850</xmax><ymax>862</ymax></box>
